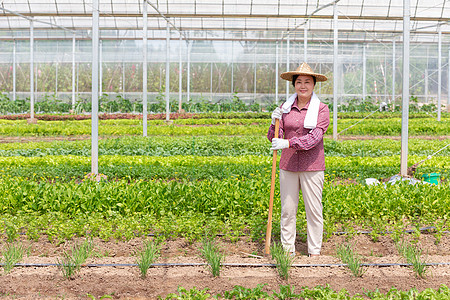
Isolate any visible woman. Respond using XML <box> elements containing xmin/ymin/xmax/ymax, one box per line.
<box><xmin>267</xmin><ymin>62</ymin><xmax>329</xmax><ymax>257</ymax></box>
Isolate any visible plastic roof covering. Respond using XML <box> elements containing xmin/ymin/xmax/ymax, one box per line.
<box><xmin>0</xmin><ymin>0</ymin><xmax>449</xmax><ymax>43</ymax></box>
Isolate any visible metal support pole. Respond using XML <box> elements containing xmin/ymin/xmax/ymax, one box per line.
<box><xmin>187</xmin><ymin>41</ymin><xmax>191</xmax><ymax>104</ymax></box>
<box><xmin>392</xmin><ymin>40</ymin><xmax>396</xmax><ymax>107</ymax></box>
<box><xmin>253</xmin><ymin>43</ymin><xmax>257</xmax><ymax>101</ymax></box>
<box><xmin>143</xmin><ymin>0</ymin><xmax>148</xmax><ymax>136</ymax></box>
<box><xmin>165</xmin><ymin>21</ymin><xmax>170</xmax><ymax>121</ymax></box>
<box><xmin>13</xmin><ymin>40</ymin><xmax>16</xmax><ymax>102</ymax></box>
<box><xmin>425</xmin><ymin>68</ymin><xmax>429</xmax><ymax>103</ymax></box>
<box><xmin>286</xmin><ymin>35</ymin><xmax>290</xmax><ymax>101</ymax></box>
<box><xmin>159</xmin><ymin>65</ymin><xmax>162</xmax><ymax>91</ymax></box>
<box><xmin>448</xmin><ymin>48</ymin><xmax>450</xmax><ymax>109</ymax></box>
<box><xmin>76</xmin><ymin>58</ymin><xmax>79</xmax><ymax>95</ymax></box>
<box><xmin>332</xmin><ymin>3</ymin><xmax>338</xmax><ymax>140</ymax></box>
<box><xmin>210</xmin><ymin>61</ymin><xmax>213</xmax><ymax>101</ymax></box>
<box><xmin>304</xmin><ymin>25</ymin><xmax>308</xmax><ymax>62</ymax></box>
<box><xmin>29</xmin><ymin>18</ymin><xmax>35</xmax><ymax>121</ymax></box>
<box><xmin>91</xmin><ymin>0</ymin><xmax>99</xmax><ymax>174</ymax></box>
<box><xmin>35</xmin><ymin>61</ymin><xmax>37</xmax><ymax>96</ymax></box>
<box><xmin>319</xmin><ymin>44</ymin><xmax>322</xmax><ymax>97</ymax></box>
<box><xmin>231</xmin><ymin>41</ymin><xmax>234</xmax><ymax>94</ymax></box>
<box><xmin>99</xmin><ymin>40</ymin><xmax>102</xmax><ymax>95</ymax></box>
<box><xmin>363</xmin><ymin>44</ymin><xmax>366</xmax><ymax>101</ymax></box>
<box><xmin>425</xmin><ymin>47</ymin><xmax>429</xmax><ymax>103</ymax></box>
<box><xmin>179</xmin><ymin>34</ymin><xmax>183</xmax><ymax>112</ymax></box>
<box><xmin>122</xmin><ymin>59</ymin><xmax>125</xmax><ymax>99</ymax></box>
<box><xmin>122</xmin><ymin>44</ymin><xmax>125</xmax><ymax>99</ymax></box>
<box><xmin>55</xmin><ymin>42</ymin><xmax>58</xmax><ymax>96</ymax></box>
<box><xmin>384</xmin><ymin>48</ymin><xmax>387</xmax><ymax>103</ymax></box>
<box><xmin>437</xmin><ymin>25</ymin><xmax>442</xmax><ymax>121</ymax></box>
<box><xmin>275</xmin><ymin>41</ymin><xmax>279</xmax><ymax>103</ymax></box>
<box><xmin>72</xmin><ymin>35</ymin><xmax>76</xmax><ymax>110</ymax></box>
<box><xmin>400</xmin><ymin>0</ymin><xmax>410</xmax><ymax>176</ymax></box>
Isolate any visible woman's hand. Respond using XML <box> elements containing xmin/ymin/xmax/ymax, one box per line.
<box><xmin>270</xmin><ymin>138</ymin><xmax>289</xmax><ymax>150</ymax></box>
<box><xmin>271</xmin><ymin>107</ymin><xmax>282</xmax><ymax>125</ymax></box>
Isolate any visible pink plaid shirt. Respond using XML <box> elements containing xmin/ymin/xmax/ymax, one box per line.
<box><xmin>267</xmin><ymin>97</ymin><xmax>330</xmax><ymax>172</ymax></box>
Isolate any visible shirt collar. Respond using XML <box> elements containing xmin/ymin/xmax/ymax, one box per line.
<box><xmin>292</xmin><ymin>95</ymin><xmax>311</xmax><ymax>111</ymax></box>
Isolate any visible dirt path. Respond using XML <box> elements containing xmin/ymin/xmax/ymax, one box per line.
<box><xmin>2</xmin><ymin>263</ymin><xmax>450</xmax><ymax>299</ymax></box>
<box><xmin>0</xmin><ymin>135</ymin><xmax>448</xmax><ymax>144</ymax></box>
<box><xmin>0</xmin><ymin>233</ymin><xmax>449</xmax><ymax>299</ymax></box>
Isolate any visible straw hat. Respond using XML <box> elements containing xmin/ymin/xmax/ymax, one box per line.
<box><xmin>280</xmin><ymin>62</ymin><xmax>328</xmax><ymax>82</ymax></box>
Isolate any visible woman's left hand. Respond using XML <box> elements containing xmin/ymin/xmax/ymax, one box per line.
<box><xmin>270</xmin><ymin>138</ymin><xmax>289</xmax><ymax>150</ymax></box>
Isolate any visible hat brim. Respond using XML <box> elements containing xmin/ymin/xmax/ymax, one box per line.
<box><xmin>280</xmin><ymin>71</ymin><xmax>328</xmax><ymax>82</ymax></box>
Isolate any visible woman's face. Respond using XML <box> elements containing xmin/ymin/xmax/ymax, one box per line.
<box><xmin>294</xmin><ymin>75</ymin><xmax>315</xmax><ymax>101</ymax></box>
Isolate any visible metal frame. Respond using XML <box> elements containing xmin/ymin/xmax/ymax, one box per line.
<box><xmin>400</xmin><ymin>0</ymin><xmax>410</xmax><ymax>176</ymax></box>
<box><xmin>91</xmin><ymin>0</ymin><xmax>99</xmax><ymax>174</ymax></box>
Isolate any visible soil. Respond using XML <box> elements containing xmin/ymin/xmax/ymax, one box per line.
<box><xmin>1</xmin><ymin>233</ymin><xmax>450</xmax><ymax>299</ymax></box>
<box><xmin>0</xmin><ymin>135</ymin><xmax>94</xmax><ymax>144</ymax></box>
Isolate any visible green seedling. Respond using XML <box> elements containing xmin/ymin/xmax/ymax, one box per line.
<box><xmin>433</xmin><ymin>219</ymin><xmax>446</xmax><ymax>245</ymax></box>
<box><xmin>270</xmin><ymin>242</ymin><xmax>295</xmax><ymax>280</ymax></box>
<box><xmin>336</xmin><ymin>243</ymin><xmax>365</xmax><ymax>277</ymax></box>
<box><xmin>158</xmin><ymin>286</ymin><xmax>210</xmax><ymax>300</ymax></box>
<box><xmin>57</xmin><ymin>252</ymin><xmax>78</xmax><ymax>279</ymax></box>
<box><xmin>272</xmin><ymin>284</ymin><xmax>300</xmax><ymax>300</ymax></box>
<box><xmin>1</xmin><ymin>243</ymin><xmax>25</xmax><ymax>274</ymax></box>
<box><xmin>72</xmin><ymin>238</ymin><xmax>94</xmax><ymax>267</ymax></box>
<box><xmin>199</xmin><ymin>237</ymin><xmax>224</xmax><ymax>277</ymax></box>
<box><xmin>220</xmin><ymin>284</ymin><xmax>268</xmax><ymax>300</ymax></box>
<box><xmin>136</xmin><ymin>240</ymin><xmax>160</xmax><ymax>279</ymax></box>
<box><xmin>4</xmin><ymin>223</ymin><xmax>19</xmax><ymax>243</ymax></box>
<box><xmin>298</xmin><ymin>285</ymin><xmax>352</xmax><ymax>299</ymax></box>
<box><xmin>396</xmin><ymin>240</ymin><xmax>428</xmax><ymax>278</ymax></box>
<box><xmin>57</xmin><ymin>238</ymin><xmax>94</xmax><ymax>279</ymax></box>
<box><xmin>87</xmin><ymin>294</ymin><xmax>113</xmax><ymax>299</ymax></box>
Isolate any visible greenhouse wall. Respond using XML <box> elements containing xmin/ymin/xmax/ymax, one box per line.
<box><xmin>0</xmin><ymin>38</ymin><xmax>449</xmax><ymax>112</ymax></box>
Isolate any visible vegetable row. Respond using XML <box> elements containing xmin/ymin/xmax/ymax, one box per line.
<box><xmin>0</xmin><ymin>117</ymin><xmax>449</xmax><ymax>136</ymax></box>
<box><xmin>0</xmin><ymin>174</ymin><xmax>448</xmax><ymax>242</ymax></box>
<box><xmin>0</xmin><ymin>136</ymin><xmax>449</xmax><ymax>158</ymax></box>
<box><xmin>1</xmin><ymin>173</ymin><xmax>448</xmax><ymax>220</ymax></box>
<box><xmin>0</xmin><ymin>154</ymin><xmax>448</xmax><ymax>180</ymax></box>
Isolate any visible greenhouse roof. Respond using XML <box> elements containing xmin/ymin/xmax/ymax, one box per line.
<box><xmin>1</xmin><ymin>0</ymin><xmax>450</xmax><ymax>43</ymax></box>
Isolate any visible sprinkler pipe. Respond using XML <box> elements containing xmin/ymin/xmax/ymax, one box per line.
<box><xmin>2</xmin><ymin>262</ymin><xmax>450</xmax><ymax>269</ymax></box>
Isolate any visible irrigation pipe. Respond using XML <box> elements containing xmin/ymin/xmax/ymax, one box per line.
<box><xmin>2</xmin><ymin>262</ymin><xmax>450</xmax><ymax>268</ymax></box>
<box><xmin>336</xmin><ymin>108</ymin><xmax>382</xmax><ymax>137</ymax></box>
<box><xmin>15</xmin><ymin>226</ymin><xmax>448</xmax><ymax>239</ymax></box>
<box><xmin>408</xmin><ymin>142</ymin><xmax>450</xmax><ymax>174</ymax></box>
<box><xmin>140</xmin><ymin>225</ymin><xmax>448</xmax><ymax>237</ymax></box>
<box><xmin>332</xmin><ymin>226</ymin><xmax>450</xmax><ymax>235</ymax></box>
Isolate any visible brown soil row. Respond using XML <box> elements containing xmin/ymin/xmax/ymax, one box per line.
<box><xmin>1</xmin><ymin>264</ymin><xmax>450</xmax><ymax>299</ymax></box>
<box><xmin>0</xmin><ymin>135</ymin><xmax>448</xmax><ymax>144</ymax></box>
<box><xmin>0</xmin><ymin>233</ymin><xmax>449</xmax><ymax>298</ymax></box>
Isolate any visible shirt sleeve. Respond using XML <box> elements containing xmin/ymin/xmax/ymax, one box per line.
<box><xmin>287</xmin><ymin>104</ymin><xmax>330</xmax><ymax>151</ymax></box>
<box><xmin>267</xmin><ymin>122</ymin><xmax>284</xmax><ymax>141</ymax></box>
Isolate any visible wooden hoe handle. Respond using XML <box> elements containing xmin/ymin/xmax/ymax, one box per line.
<box><xmin>264</xmin><ymin>118</ymin><xmax>279</xmax><ymax>255</ymax></box>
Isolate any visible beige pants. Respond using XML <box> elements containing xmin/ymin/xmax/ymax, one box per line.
<box><xmin>279</xmin><ymin>169</ymin><xmax>324</xmax><ymax>255</ymax></box>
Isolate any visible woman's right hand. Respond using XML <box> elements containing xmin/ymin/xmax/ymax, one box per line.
<box><xmin>271</xmin><ymin>107</ymin><xmax>282</xmax><ymax>125</ymax></box>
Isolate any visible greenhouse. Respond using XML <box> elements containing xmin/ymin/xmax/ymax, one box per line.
<box><xmin>1</xmin><ymin>1</ymin><xmax>449</xmax><ymax>108</ymax></box>
<box><xmin>0</xmin><ymin>1</ymin><xmax>449</xmax><ymax>298</ymax></box>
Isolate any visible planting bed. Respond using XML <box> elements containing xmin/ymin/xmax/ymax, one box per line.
<box><xmin>1</xmin><ymin>233</ymin><xmax>450</xmax><ymax>299</ymax></box>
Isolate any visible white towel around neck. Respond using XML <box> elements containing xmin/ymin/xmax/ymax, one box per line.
<box><xmin>281</xmin><ymin>92</ymin><xmax>321</xmax><ymax>129</ymax></box>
